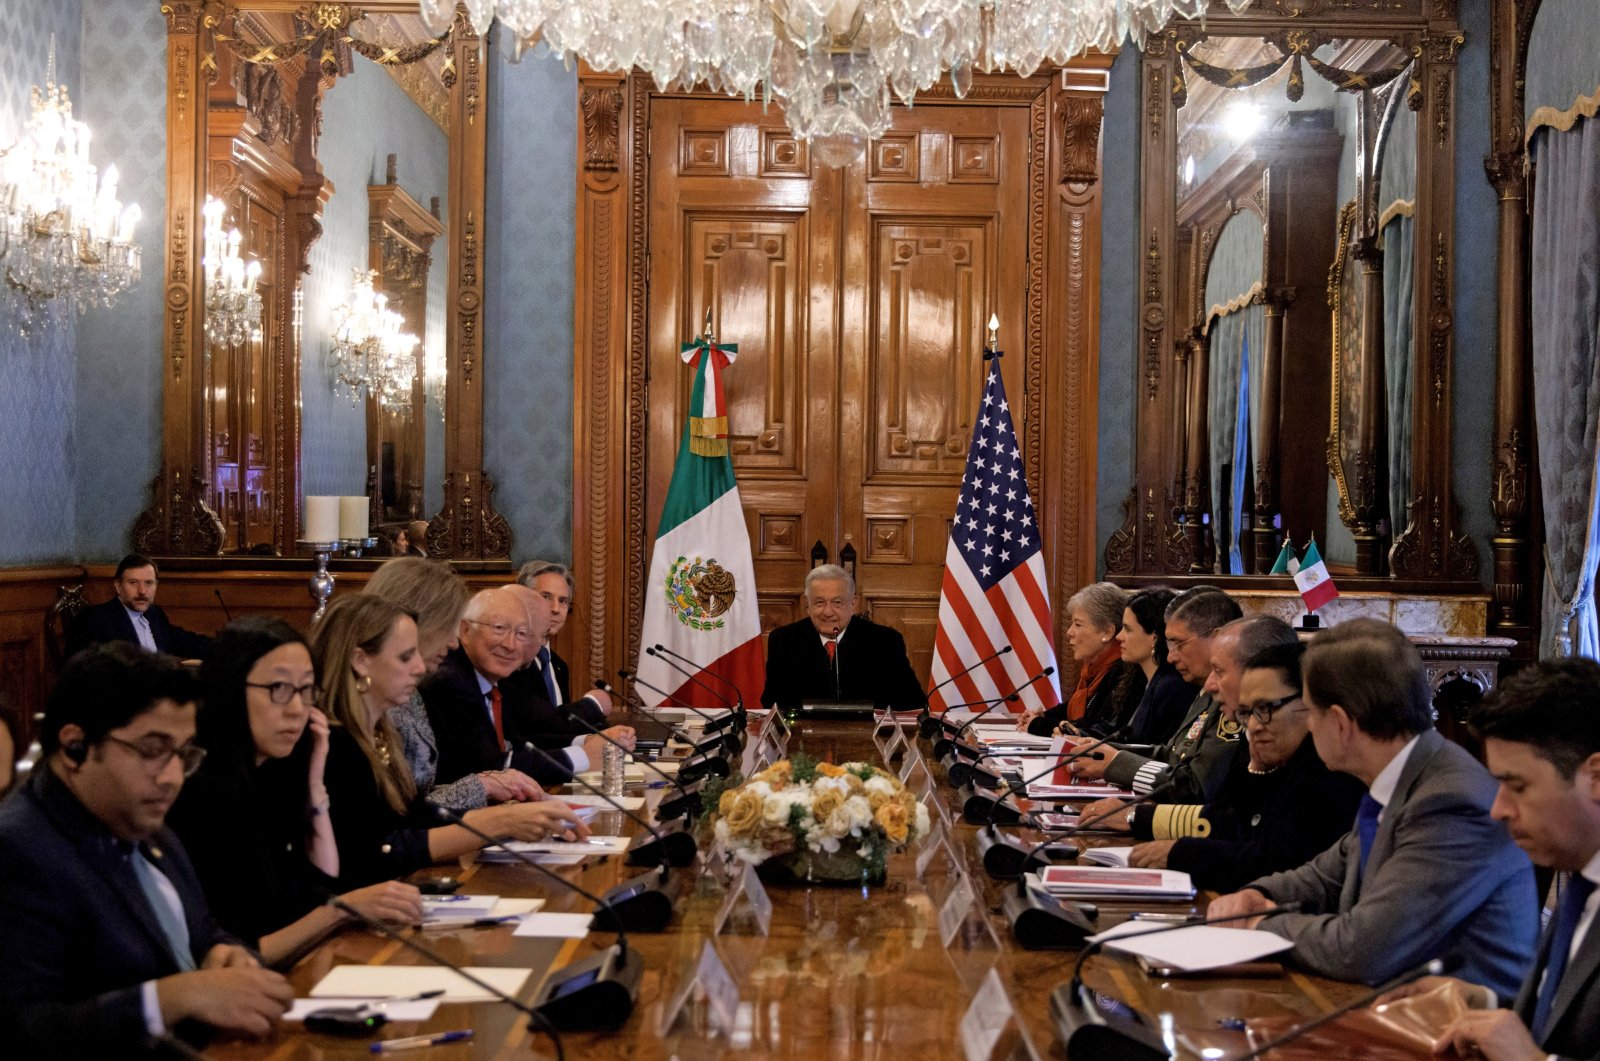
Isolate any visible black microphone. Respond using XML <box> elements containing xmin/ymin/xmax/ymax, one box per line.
<box><xmin>623</xmin><ymin>666</ymin><xmax>744</xmax><ymax>748</ymax></box>
<box><xmin>998</xmin><ymin>779</ymin><xmax>1179</xmax><ymax>950</ymax></box>
<box><xmin>918</xmin><ymin>645</ymin><xmax>1015</xmax><ymax>736</ymax></box>
<box><xmin>1002</xmin><ymin>776</ymin><xmax>1178</xmax><ymax>880</ymax></box>
<box><xmin>650</xmin><ymin>643</ymin><xmax>748</xmax><ymax>716</ymax></box>
<box><xmin>1052</xmin><ymin>902</ymin><xmax>1307</xmax><ymax>1061</ymax></box>
<box><xmin>597</xmin><ymin>676</ymin><xmax>697</xmax><ymax>745</ymax></box>
<box><xmin>557</xmin><ymin>698</ymin><xmax>729</xmax><ymax>796</ymax></box>
<box><xmin>523</xmin><ymin>742</ymin><xmax>696</xmax><ymax>868</ymax></box>
<box><xmin>1221</xmin><ymin>956</ymin><xmax>1453</xmax><ymax>1061</ymax></box>
<box><xmin>969</xmin><ymin>737</ymin><xmax>1123</xmax><ymax>869</ymax></box>
<box><xmin>212</xmin><ymin>588</ymin><xmax>233</xmax><ymax>622</ymax></box>
<box><xmin>324</xmin><ymin>892</ymin><xmax>575</xmax><ymax>1046</ymax></box>
<box><xmin>643</xmin><ymin>647</ymin><xmax>747</xmax><ymax>735</ymax></box>
<box><xmin>931</xmin><ymin>666</ymin><xmax>1054</xmax><ymax>757</ymax></box>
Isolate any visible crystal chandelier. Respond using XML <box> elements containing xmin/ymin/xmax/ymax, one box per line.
<box><xmin>201</xmin><ymin>197</ymin><xmax>263</xmax><ymax>347</ymax></box>
<box><xmin>423</xmin><ymin>0</ymin><xmax>1248</xmax><ymax>166</ymax></box>
<box><xmin>0</xmin><ymin>41</ymin><xmax>141</xmax><ymax>332</ymax></box>
<box><xmin>329</xmin><ymin>270</ymin><xmax>420</xmax><ymax>411</ymax></box>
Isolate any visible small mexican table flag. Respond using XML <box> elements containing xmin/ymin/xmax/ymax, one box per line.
<box><xmin>1292</xmin><ymin>538</ymin><xmax>1340</xmax><ymax>613</ymax></box>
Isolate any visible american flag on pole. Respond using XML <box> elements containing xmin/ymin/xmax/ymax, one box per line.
<box><xmin>927</xmin><ymin>352</ymin><xmax>1062</xmax><ymax>715</ymax></box>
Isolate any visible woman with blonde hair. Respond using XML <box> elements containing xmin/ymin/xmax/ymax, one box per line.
<box><xmin>312</xmin><ymin>594</ymin><xmax>585</xmax><ymax>887</ymax></box>
<box><xmin>366</xmin><ymin>557</ymin><xmax>542</xmax><ymax>811</ymax></box>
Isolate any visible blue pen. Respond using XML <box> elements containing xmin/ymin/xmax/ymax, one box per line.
<box><xmin>371</xmin><ymin>1029</ymin><xmax>473</xmax><ymax>1052</ymax></box>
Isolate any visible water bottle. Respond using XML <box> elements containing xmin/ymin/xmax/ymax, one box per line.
<box><xmin>602</xmin><ymin>743</ymin><xmax>626</xmax><ymax>797</ymax></box>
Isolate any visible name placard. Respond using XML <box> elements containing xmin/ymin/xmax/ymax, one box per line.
<box><xmin>938</xmin><ymin>871</ymin><xmax>978</xmax><ymax>949</ymax></box>
<box><xmin>959</xmin><ymin>968</ymin><xmax>1033</xmax><ymax>1061</ymax></box>
<box><xmin>713</xmin><ymin>860</ymin><xmax>773</xmax><ymax>937</ymax></box>
<box><xmin>658</xmin><ymin>939</ymin><xmax>740</xmax><ymax>1037</ymax></box>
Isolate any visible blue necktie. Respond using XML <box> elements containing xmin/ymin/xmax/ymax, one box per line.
<box><xmin>1355</xmin><ymin>793</ymin><xmax>1382</xmax><ymax>876</ymax></box>
<box><xmin>538</xmin><ymin>645</ymin><xmax>560</xmax><ymax>706</ymax></box>
<box><xmin>1532</xmin><ymin>873</ymin><xmax>1597</xmax><ymax>1041</ymax></box>
<box><xmin>127</xmin><ymin>845</ymin><xmax>197</xmax><ymax>971</ymax></box>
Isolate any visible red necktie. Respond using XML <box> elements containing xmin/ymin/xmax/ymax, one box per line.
<box><xmin>489</xmin><ymin>686</ymin><xmax>505</xmax><ymax>747</ymax></box>
<box><xmin>825</xmin><ymin>640</ymin><xmax>837</xmax><ymax>664</ymax></box>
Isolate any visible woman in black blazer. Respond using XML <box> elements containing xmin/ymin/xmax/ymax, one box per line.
<box><xmin>168</xmin><ymin>616</ymin><xmax>422</xmax><ymax>965</ymax></box>
<box><xmin>1115</xmin><ymin>587</ymin><xmax>1202</xmax><ymax>746</ymax></box>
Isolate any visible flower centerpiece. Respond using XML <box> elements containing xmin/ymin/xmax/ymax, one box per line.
<box><xmin>708</xmin><ymin>752</ymin><xmax>932</xmax><ymax>885</ymax></box>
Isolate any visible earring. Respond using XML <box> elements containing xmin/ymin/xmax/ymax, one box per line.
<box><xmin>356</xmin><ymin>674</ymin><xmax>372</xmax><ymax>694</ymax></box>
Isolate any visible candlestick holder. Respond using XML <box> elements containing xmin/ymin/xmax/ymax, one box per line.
<box><xmin>298</xmin><ymin>540</ymin><xmax>342</xmax><ymax>621</ymax></box>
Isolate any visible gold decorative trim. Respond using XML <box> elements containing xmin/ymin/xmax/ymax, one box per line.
<box><xmin>1327</xmin><ymin>199</ymin><xmax>1359</xmax><ymax>528</ymax></box>
<box><xmin>1526</xmin><ymin>84</ymin><xmax>1600</xmax><ymax>143</ymax></box>
<box><xmin>1378</xmin><ymin>197</ymin><xmax>1415</xmax><ymax>230</ymax></box>
<box><xmin>1202</xmin><ymin>281</ymin><xmax>1265</xmax><ymax>333</ymax></box>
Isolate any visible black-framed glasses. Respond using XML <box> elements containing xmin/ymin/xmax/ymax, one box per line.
<box><xmin>101</xmin><ymin>735</ymin><xmax>207</xmax><ymax>778</ymax></box>
<box><xmin>464</xmin><ymin>618</ymin><xmax>533</xmax><ymax>643</ymax></box>
<box><xmin>245</xmin><ymin>680</ymin><xmax>319</xmax><ymax>706</ymax></box>
<box><xmin>1240</xmin><ymin>694</ymin><xmax>1303</xmax><ymax>725</ymax></box>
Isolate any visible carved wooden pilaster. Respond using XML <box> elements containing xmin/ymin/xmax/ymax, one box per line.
<box><xmin>1352</xmin><ymin>236</ymin><xmax>1387</xmax><ymax>574</ymax></box>
<box><xmin>1183</xmin><ymin>331</ymin><xmax>1214</xmax><ymax>573</ymax></box>
<box><xmin>1252</xmin><ymin>290</ymin><xmax>1293</xmax><ymax>570</ymax></box>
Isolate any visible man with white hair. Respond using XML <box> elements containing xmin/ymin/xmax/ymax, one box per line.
<box><xmin>760</xmin><ymin>565</ymin><xmax>924</xmax><ymax>714</ymax></box>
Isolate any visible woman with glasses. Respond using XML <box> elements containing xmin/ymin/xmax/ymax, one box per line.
<box><xmin>312</xmin><ymin>595</ymin><xmax>587</xmax><ymax>888</ymax></box>
<box><xmin>168</xmin><ymin>616</ymin><xmax>423</xmax><ymax>965</ymax></box>
<box><xmin>1123</xmin><ymin>640</ymin><xmax>1364</xmax><ymax>890</ymax></box>
<box><xmin>366</xmin><ymin>557</ymin><xmax>545</xmax><ymax>812</ymax></box>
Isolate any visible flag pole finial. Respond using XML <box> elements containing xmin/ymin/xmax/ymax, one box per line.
<box><xmin>986</xmin><ymin>313</ymin><xmax>999</xmax><ymax>350</ymax></box>
<box><xmin>702</xmin><ymin>306</ymin><xmax>715</xmax><ymax>346</ymax></box>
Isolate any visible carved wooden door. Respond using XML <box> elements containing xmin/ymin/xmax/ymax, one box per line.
<box><xmin>646</xmin><ymin>96</ymin><xmax>1032</xmax><ymax>679</ymax></box>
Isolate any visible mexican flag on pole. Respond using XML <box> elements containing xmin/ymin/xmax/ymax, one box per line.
<box><xmin>1268</xmin><ymin>538</ymin><xmax>1299</xmax><ymax>576</ymax></box>
<box><xmin>633</xmin><ymin>331</ymin><xmax>765</xmax><ymax>709</ymax></box>
<box><xmin>1293</xmin><ymin>539</ymin><xmax>1340</xmax><ymax>612</ymax></box>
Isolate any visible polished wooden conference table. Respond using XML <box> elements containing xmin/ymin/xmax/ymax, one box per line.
<box><xmin>209</xmin><ymin>716</ymin><xmax>1381</xmax><ymax>1060</ymax></box>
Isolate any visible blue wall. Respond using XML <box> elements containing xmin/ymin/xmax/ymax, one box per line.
<box><xmin>483</xmin><ymin>40</ymin><xmax>577</xmax><ymax>565</ymax></box>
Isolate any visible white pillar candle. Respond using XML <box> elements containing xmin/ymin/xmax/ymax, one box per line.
<box><xmin>339</xmin><ymin>495</ymin><xmax>369</xmax><ymax>540</ymax></box>
<box><xmin>304</xmin><ymin>496</ymin><xmax>339</xmax><ymax>542</ymax></box>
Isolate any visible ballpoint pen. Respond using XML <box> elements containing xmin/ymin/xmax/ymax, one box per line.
<box><xmin>366</xmin><ymin>989</ymin><xmax>447</xmax><ymax>1007</ymax></box>
<box><xmin>419</xmin><ymin>915</ymin><xmax>520</xmax><ymax>931</ymax></box>
<box><xmin>371</xmin><ymin>1030</ymin><xmax>473</xmax><ymax>1052</ymax></box>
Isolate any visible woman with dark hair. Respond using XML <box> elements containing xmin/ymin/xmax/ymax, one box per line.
<box><xmin>168</xmin><ymin>616</ymin><xmax>422</xmax><ymax>965</ymax></box>
<box><xmin>312</xmin><ymin>595</ymin><xmax>586</xmax><ymax>888</ymax></box>
<box><xmin>1116</xmin><ymin>588</ymin><xmax>1201</xmax><ymax>745</ymax></box>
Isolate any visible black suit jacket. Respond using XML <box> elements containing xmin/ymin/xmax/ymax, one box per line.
<box><xmin>760</xmin><ymin>615</ymin><xmax>925</xmax><ymax>713</ymax></box>
<box><xmin>65</xmin><ymin>598</ymin><xmax>214</xmax><ymax>662</ymax></box>
<box><xmin>420</xmin><ymin>648</ymin><xmax>576</xmax><ymax>788</ymax></box>
<box><xmin>1513</xmin><ymin>873</ymin><xmax>1600</xmax><ymax>1060</ymax></box>
<box><xmin>0</xmin><ymin>767</ymin><xmax>234</xmax><ymax>1056</ymax></box>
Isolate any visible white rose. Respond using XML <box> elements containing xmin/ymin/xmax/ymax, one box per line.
<box><xmin>864</xmin><ymin>776</ymin><xmax>897</xmax><ymax>799</ymax></box>
<box><xmin>914</xmin><ymin>803</ymin><xmax>931</xmax><ymax>839</ymax></box>
<box><xmin>843</xmin><ymin>795</ymin><xmax>874</xmax><ymax>832</ymax></box>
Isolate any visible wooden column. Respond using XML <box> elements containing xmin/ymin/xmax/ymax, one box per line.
<box><xmin>1183</xmin><ymin>331</ymin><xmax>1213</xmax><ymax>573</ymax></box>
<box><xmin>1252</xmin><ymin>291</ymin><xmax>1290</xmax><ymax>570</ymax></box>
<box><xmin>1351</xmin><ymin>238</ymin><xmax>1387</xmax><ymax>575</ymax></box>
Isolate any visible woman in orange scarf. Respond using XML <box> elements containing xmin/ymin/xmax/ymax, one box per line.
<box><xmin>1019</xmin><ymin>582</ymin><xmax>1140</xmax><ymax>737</ymax></box>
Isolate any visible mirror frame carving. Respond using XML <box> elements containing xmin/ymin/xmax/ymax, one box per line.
<box><xmin>141</xmin><ymin>1</ymin><xmax>509</xmax><ymax>560</ymax></box>
<box><xmin>1106</xmin><ymin>0</ymin><xmax>1477</xmax><ymax>584</ymax></box>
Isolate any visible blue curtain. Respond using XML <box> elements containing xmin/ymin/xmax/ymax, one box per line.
<box><xmin>1382</xmin><ymin>216</ymin><xmax>1415</xmax><ymax>535</ymax></box>
<box><xmin>1532</xmin><ymin>115</ymin><xmax>1600</xmax><ymax>657</ymax></box>
<box><xmin>1228</xmin><ymin>332</ymin><xmax>1251</xmax><ymax>574</ymax></box>
<box><xmin>1207</xmin><ymin>304</ymin><xmax>1264</xmax><ymax>573</ymax></box>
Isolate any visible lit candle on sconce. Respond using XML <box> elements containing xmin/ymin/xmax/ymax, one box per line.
<box><xmin>987</xmin><ymin>313</ymin><xmax>999</xmax><ymax>350</ymax></box>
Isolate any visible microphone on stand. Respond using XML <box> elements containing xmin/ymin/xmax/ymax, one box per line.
<box><xmin>324</xmin><ymin>890</ymin><xmax>580</xmax><ymax>1043</ymax></box>
<box><xmin>931</xmin><ymin>666</ymin><xmax>1055</xmax><ymax>758</ymax></box>
<box><xmin>644</xmin><ymin>646</ymin><xmax>746</xmax><ymax>736</ymax></box>
<box><xmin>918</xmin><ymin>645</ymin><xmax>1015</xmax><ymax>737</ymax></box>
<box><xmin>1050</xmin><ymin>902</ymin><xmax>1305</xmax><ymax>1061</ymax></box>
<box><xmin>971</xmin><ymin>734</ymin><xmax>1122</xmax><ymax>866</ymax></box>
<box><xmin>650</xmin><ymin>643</ymin><xmax>749</xmax><ymax>717</ymax></box>
<box><xmin>1220</xmin><ymin>956</ymin><xmax>1452</xmax><ymax>1061</ymax></box>
<box><xmin>544</xmin><ymin>706</ymin><xmax>716</xmax><ymax>815</ymax></box>
<box><xmin>1000</xmin><ymin>779</ymin><xmax>1179</xmax><ymax>950</ymax></box>
<box><xmin>212</xmin><ymin>589</ymin><xmax>233</xmax><ymax>622</ymax></box>
<box><xmin>623</xmin><ymin>667</ymin><xmax>743</xmax><ymax>761</ymax></box>
<box><xmin>526</xmin><ymin>741</ymin><xmax>697</xmax><ymax>868</ymax></box>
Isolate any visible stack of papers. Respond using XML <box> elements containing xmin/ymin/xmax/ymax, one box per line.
<box><xmin>476</xmin><ymin>836</ymin><xmax>632</xmax><ymax>863</ymax></box>
<box><xmin>1032</xmin><ymin>865</ymin><xmax>1196</xmax><ymax>900</ymax></box>
<box><xmin>421</xmin><ymin>896</ymin><xmax>543</xmax><ymax>926</ymax></box>
<box><xmin>1025</xmin><ymin>781</ymin><xmax>1131</xmax><ymax>800</ymax></box>
<box><xmin>561</xmin><ymin>793</ymin><xmax>646</xmax><ymax>812</ymax></box>
<box><xmin>1079</xmin><ymin>847</ymin><xmax>1134</xmax><ymax>868</ymax></box>
<box><xmin>310</xmin><ymin>965</ymin><xmax>533</xmax><ymax>1003</ymax></box>
<box><xmin>1086</xmin><ymin>923</ymin><xmax>1293</xmax><ymax>972</ymax></box>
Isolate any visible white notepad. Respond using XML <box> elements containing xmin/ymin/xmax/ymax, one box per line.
<box><xmin>1088</xmin><ymin>924</ymin><xmax>1293</xmax><ymax>972</ymax></box>
<box><xmin>309</xmin><ymin>965</ymin><xmax>532</xmax><ymax>1003</ymax></box>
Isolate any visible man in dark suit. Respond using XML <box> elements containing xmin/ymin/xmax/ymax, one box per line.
<box><xmin>0</xmin><ymin>643</ymin><xmax>291</xmax><ymax>1056</ymax></box>
<box><xmin>1390</xmin><ymin>659</ymin><xmax>1600</xmax><ymax>1061</ymax></box>
<box><xmin>64</xmin><ymin>554</ymin><xmax>214</xmax><ymax>662</ymax></box>
<box><xmin>760</xmin><ymin>564</ymin><xmax>925</xmax><ymax>713</ymax></box>
<box><xmin>1210</xmin><ymin>619</ymin><xmax>1537</xmax><ymax>999</ymax></box>
<box><xmin>517</xmin><ymin>560</ymin><xmax>584</xmax><ymax>709</ymax></box>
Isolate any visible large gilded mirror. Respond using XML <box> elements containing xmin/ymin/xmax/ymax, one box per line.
<box><xmin>1109</xmin><ymin>2</ymin><xmax>1474</xmax><ymax>585</ymax></box>
<box><xmin>139</xmin><ymin>1</ymin><xmax>506</xmax><ymax>560</ymax></box>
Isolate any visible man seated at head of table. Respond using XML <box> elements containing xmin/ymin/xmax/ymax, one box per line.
<box><xmin>1069</xmin><ymin>588</ymin><xmax>1244</xmax><ymax>806</ymax></box>
<box><xmin>1208</xmin><ymin>618</ymin><xmax>1537</xmax><ymax>998</ymax></box>
<box><xmin>761</xmin><ymin>564</ymin><xmax>926</xmax><ymax>714</ymax></box>
<box><xmin>1078</xmin><ymin>613</ymin><xmax>1296</xmax><ymax>826</ymax></box>
<box><xmin>0</xmin><ymin>643</ymin><xmax>293</xmax><ymax>1056</ymax></box>
<box><xmin>1380</xmin><ymin>658</ymin><xmax>1600</xmax><ymax>1061</ymax></box>
<box><xmin>1119</xmin><ymin>639</ymin><xmax>1366</xmax><ymax>891</ymax></box>
<box><xmin>311</xmin><ymin>594</ymin><xmax>588</xmax><ymax>889</ymax></box>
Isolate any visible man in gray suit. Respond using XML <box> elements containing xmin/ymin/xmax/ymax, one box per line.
<box><xmin>1389</xmin><ymin>658</ymin><xmax>1600</xmax><ymax>1061</ymax></box>
<box><xmin>1209</xmin><ymin>619</ymin><xmax>1536</xmax><ymax>998</ymax></box>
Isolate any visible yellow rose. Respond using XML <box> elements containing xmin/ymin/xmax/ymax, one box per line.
<box><xmin>718</xmin><ymin>790</ymin><xmax>738</xmax><ymax>818</ymax></box>
<box><xmin>867</xmin><ymin>789</ymin><xmax>891</xmax><ymax>811</ymax></box>
<box><xmin>897</xmin><ymin>789</ymin><xmax>918</xmax><ymax>818</ymax></box>
<box><xmin>724</xmin><ymin>791</ymin><xmax>764</xmax><ymax>837</ymax></box>
<box><xmin>758</xmin><ymin>821</ymin><xmax>797</xmax><ymax>856</ymax></box>
<box><xmin>812</xmin><ymin>788</ymin><xmax>844</xmax><ymax>823</ymax></box>
<box><xmin>816</xmin><ymin>762</ymin><xmax>847</xmax><ymax>778</ymax></box>
<box><xmin>876</xmin><ymin>801</ymin><xmax>910</xmax><ymax>845</ymax></box>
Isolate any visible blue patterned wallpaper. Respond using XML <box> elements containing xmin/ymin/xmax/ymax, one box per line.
<box><xmin>484</xmin><ymin>41</ymin><xmax>576</xmax><ymax>564</ymax></box>
<box><xmin>75</xmin><ymin>0</ymin><xmax>166</xmax><ymax>561</ymax></box>
<box><xmin>302</xmin><ymin>56</ymin><xmax>449</xmax><ymax>500</ymax></box>
<box><xmin>0</xmin><ymin>0</ymin><xmax>81</xmax><ymax>566</ymax></box>
<box><xmin>1094</xmin><ymin>47</ymin><xmax>1137</xmax><ymax>574</ymax></box>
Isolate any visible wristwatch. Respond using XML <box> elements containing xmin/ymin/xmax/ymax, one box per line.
<box><xmin>1125</xmin><ymin>809</ymin><xmax>1136</xmax><ymax>827</ymax></box>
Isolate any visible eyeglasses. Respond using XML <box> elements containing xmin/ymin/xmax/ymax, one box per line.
<box><xmin>1168</xmin><ymin>630</ymin><xmax>1208</xmax><ymax>652</ymax></box>
<box><xmin>245</xmin><ymin>681</ymin><xmax>319</xmax><ymax>706</ymax></box>
<box><xmin>464</xmin><ymin>618</ymin><xmax>533</xmax><ymax>643</ymax></box>
<box><xmin>102</xmin><ymin>735</ymin><xmax>208</xmax><ymax>778</ymax></box>
<box><xmin>1240</xmin><ymin>694</ymin><xmax>1304</xmax><ymax>725</ymax></box>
